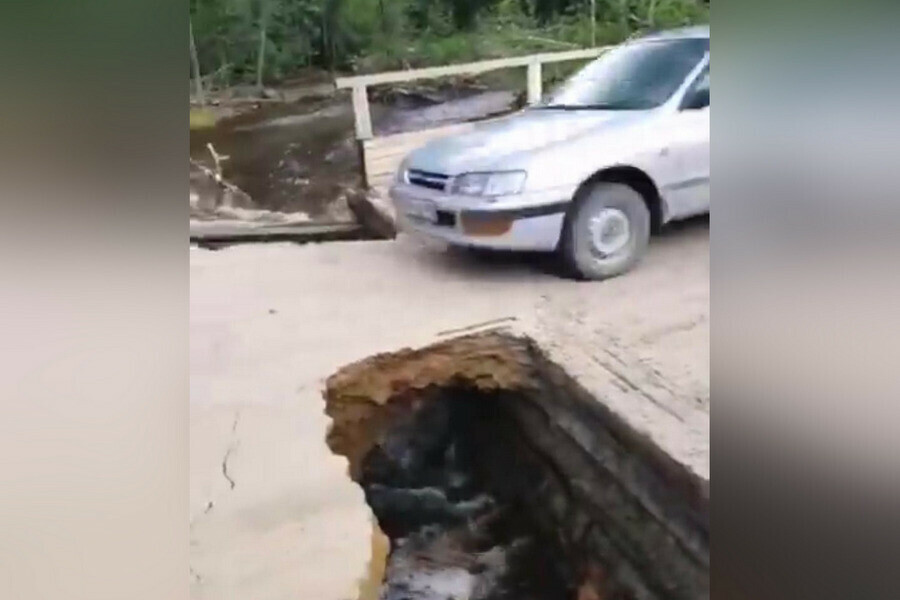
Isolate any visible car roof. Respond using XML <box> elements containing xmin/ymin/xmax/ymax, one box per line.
<box><xmin>632</xmin><ymin>25</ymin><xmax>709</xmax><ymax>42</ymax></box>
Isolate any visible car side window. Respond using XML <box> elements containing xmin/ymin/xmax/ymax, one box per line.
<box><xmin>681</xmin><ymin>65</ymin><xmax>710</xmax><ymax>110</ymax></box>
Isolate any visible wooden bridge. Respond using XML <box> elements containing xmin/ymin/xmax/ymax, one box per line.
<box><xmin>334</xmin><ymin>46</ymin><xmax>611</xmax><ymax>198</ymax></box>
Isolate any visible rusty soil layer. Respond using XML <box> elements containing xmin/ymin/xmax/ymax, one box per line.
<box><xmin>324</xmin><ymin>331</ymin><xmax>709</xmax><ymax>600</ymax></box>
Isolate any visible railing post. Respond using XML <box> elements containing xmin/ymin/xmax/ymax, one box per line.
<box><xmin>351</xmin><ymin>85</ymin><xmax>373</xmax><ymax>140</ymax></box>
<box><xmin>527</xmin><ymin>61</ymin><xmax>543</xmax><ymax>105</ymax></box>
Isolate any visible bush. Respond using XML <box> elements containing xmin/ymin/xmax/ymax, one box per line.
<box><xmin>190</xmin><ymin>0</ymin><xmax>709</xmax><ymax>85</ymax></box>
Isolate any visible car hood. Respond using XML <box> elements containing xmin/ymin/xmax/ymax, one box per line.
<box><xmin>406</xmin><ymin>109</ymin><xmax>636</xmax><ymax>174</ymax></box>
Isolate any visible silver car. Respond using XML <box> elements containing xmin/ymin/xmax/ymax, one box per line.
<box><xmin>390</xmin><ymin>26</ymin><xmax>710</xmax><ymax>279</ymax></box>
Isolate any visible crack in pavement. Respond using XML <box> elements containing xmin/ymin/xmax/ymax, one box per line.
<box><xmin>221</xmin><ymin>411</ymin><xmax>241</xmax><ymax>491</ymax></box>
<box><xmin>191</xmin><ymin>410</ymin><xmax>241</xmax><ymax>528</ymax></box>
<box><xmin>222</xmin><ymin>447</ymin><xmax>237</xmax><ymax>490</ymax></box>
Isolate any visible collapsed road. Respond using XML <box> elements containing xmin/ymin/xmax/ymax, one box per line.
<box><xmin>326</xmin><ymin>332</ymin><xmax>708</xmax><ymax>600</ymax></box>
<box><xmin>189</xmin><ymin>222</ymin><xmax>708</xmax><ymax>600</ymax></box>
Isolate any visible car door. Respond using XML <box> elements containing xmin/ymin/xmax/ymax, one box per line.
<box><xmin>660</xmin><ymin>64</ymin><xmax>710</xmax><ymax>219</ymax></box>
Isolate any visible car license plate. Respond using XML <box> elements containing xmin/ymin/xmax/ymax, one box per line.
<box><xmin>406</xmin><ymin>199</ymin><xmax>437</xmax><ymax>223</ymax></box>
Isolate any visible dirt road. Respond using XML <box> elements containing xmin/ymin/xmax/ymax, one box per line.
<box><xmin>189</xmin><ymin>218</ymin><xmax>708</xmax><ymax>599</ymax></box>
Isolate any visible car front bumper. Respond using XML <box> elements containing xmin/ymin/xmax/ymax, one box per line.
<box><xmin>389</xmin><ymin>182</ymin><xmax>575</xmax><ymax>251</ymax></box>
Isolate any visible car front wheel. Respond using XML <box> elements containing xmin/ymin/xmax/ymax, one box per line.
<box><xmin>559</xmin><ymin>181</ymin><xmax>650</xmax><ymax>280</ymax></box>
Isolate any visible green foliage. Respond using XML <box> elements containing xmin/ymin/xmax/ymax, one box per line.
<box><xmin>190</xmin><ymin>0</ymin><xmax>708</xmax><ymax>86</ymax></box>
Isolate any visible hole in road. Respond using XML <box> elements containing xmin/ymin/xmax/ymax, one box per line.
<box><xmin>325</xmin><ymin>332</ymin><xmax>708</xmax><ymax>600</ymax></box>
<box><xmin>360</xmin><ymin>386</ymin><xmax>570</xmax><ymax>599</ymax></box>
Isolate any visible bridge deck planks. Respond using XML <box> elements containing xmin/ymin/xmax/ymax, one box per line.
<box><xmin>363</xmin><ymin>122</ymin><xmax>476</xmax><ymax>197</ymax></box>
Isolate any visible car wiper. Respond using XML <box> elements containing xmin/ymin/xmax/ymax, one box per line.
<box><xmin>535</xmin><ymin>103</ymin><xmax>627</xmax><ymax>110</ymax></box>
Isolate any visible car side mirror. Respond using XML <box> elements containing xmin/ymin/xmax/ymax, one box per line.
<box><xmin>682</xmin><ymin>88</ymin><xmax>709</xmax><ymax>110</ymax></box>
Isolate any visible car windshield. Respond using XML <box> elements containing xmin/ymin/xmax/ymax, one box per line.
<box><xmin>539</xmin><ymin>37</ymin><xmax>709</xmax><ymax>111</ymax></box>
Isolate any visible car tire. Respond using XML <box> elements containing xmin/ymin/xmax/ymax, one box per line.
<box><xmin>559</xmin><ymin>181</ymin><xmax>650</xmax><ymax>280</ymax></box>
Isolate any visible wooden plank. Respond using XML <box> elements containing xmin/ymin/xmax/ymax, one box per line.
<box><xmin>365</xmin><ymin>166</ymin><xmax>400</xmax><ymax>182</ymax></box>
<box><xmin>364</xmin><ymin>143</ymin><xmax>438</xmax><ymax>165</ymax></box>
<box><xmin>365</xmin><ymin>145</ymin><xmax>421</xmax><ymax>165</ymax></box>
<box><xmin>369</xmin><ymin>174</ymin><xmax>394</xmax><ymax>189</ymax></box>
<box><xmin>360</xmin><ymin>116</ymin><xmax>491</xmax><ymax>192</ymax></box>
<box><xmin>527</xmin><ymin>61</ymin><xmax>542</xmax><ymax>105</ymax></box>
<box><xmin>365</xmin><ymin>161</ymin><xmax>402</xmax><ymax>181</ymax></box>
<box><xmin>365</xmin><ymin>135</ymin><xmax>463</xmax><ymax>170</ymax></box>
<box><xmin>190</xmin><ymin>222</ymin><xmax>370</xmax><ymax>247</ymax></box>
<box><xmin>363</xmin><ymin>122</ymin><xmax>476</xmax><ymax>152</ymax></box>
<box><xmin>335</xmin><ymin>47</ymin><xmax>610</xmax><ymax>89</ymax></box>
<box><xmin>366</xmin><ymin>154</ymin><xmax>410</xmax><ymax>178</ymax></box>
<box><xmin>526</xmin><ymin>46</ymin><xmax>611</xmax><ymax>65</ymax></box>
<box><xmin>351</xmin><ymin>85</ymin><xmax>373</xmax><ymax>140</ymax></box>
<box><xmin>365</xmin><ymin>137</ymin><xmax>438</xmax><ymax>161</ymax></box>
<box><xmin>363</xmin><ymin>123</ymin><xmax>478</xmax><ymax>181</ymax></box>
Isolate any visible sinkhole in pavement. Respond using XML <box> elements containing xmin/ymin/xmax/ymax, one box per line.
<box><xmin>324</xmin><ymin>332</ymin><xmax>709</xmax><ymax>600</ymax></box>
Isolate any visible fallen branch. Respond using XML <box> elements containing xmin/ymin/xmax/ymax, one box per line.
<box><xmin>206</xmin><ymin>143</ymin><xmax>229</xmax><ymax>177</ymax></box>
<box><xmin>190</xmin><ymin>144</ymin><xmax>251</xmax><ymax>209</ymax></box>
<box><xmin>189</xmin><ymin>158</ymin><xmax>246</xmax><ymax>196</ymax></box>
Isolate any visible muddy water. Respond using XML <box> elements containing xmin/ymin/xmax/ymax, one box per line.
<box><xmin>190</xmin><ymin>97</ymin><xmax>359</xmax><ymax>220</ymax></box>
<box><xmin>360</xmin><ymin>391</ymin><xmax>571</xmax><ymax>600</ymax></box>
<box><xmin>189</xmin><ymin>87</ymin><xmax>517</xmax><ymax>221</ymax></box>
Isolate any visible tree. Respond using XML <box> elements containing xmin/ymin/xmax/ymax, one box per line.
<box><xmin>256</xmin><ymin>0</ymin><xmax>272</xmax><ymax>90</ymax></box>
<box><xmin>188</xmin><ymin>0</ymin><xmax>708</xmax><ymax>86</ymax></box>
<box><xmin>190</xmin><ymin>18</ymin><xmax>205</xmax><ymax>104</ymax></box>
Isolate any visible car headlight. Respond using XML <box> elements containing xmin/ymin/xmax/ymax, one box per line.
<box><xmin>451</xmin><ymin>171</ymin><xmax>527</xmax><ymax>197</ymax></box>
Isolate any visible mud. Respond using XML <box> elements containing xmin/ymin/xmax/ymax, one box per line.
<box><xmin>325</xmin><ymin>332</ymin><xmax>710</xmax><ymax>600</ymax></box>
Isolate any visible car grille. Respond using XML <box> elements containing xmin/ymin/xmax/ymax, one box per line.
<box><xmin>407</xmin><ymin>169</ymin><xmax>450</xmax><ymax>192</ymax></box>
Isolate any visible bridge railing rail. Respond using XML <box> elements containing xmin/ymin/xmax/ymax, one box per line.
<box><xmin>334</xmin><ymin>46</ymin><xmax>612</xmax><ymax>141</ymax></box>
